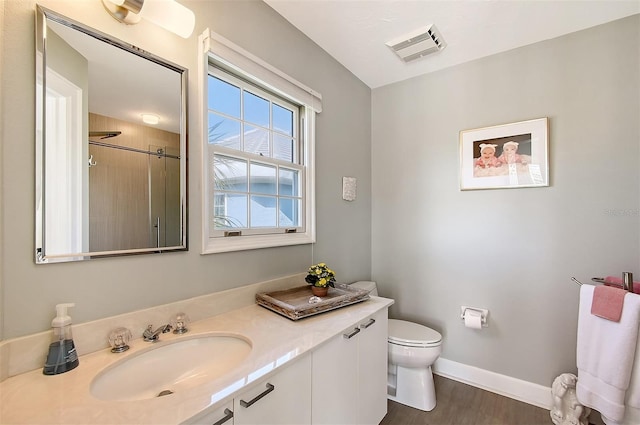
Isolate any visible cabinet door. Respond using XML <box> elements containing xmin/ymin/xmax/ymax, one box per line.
<box><xmin>358</xmin><ymin>309</ymin><xmax>389</xmax><ymax>425</ymax></box>
<box><xmin>181</xmin><ymin>401</ymin><xmax>234</xmax><ymax>425</ymax></box>
<box><xmin>234</xmin><ymin>353</ymin><xmax>311</xmax><ymax>425</ymax></box>
<box><xmin>311</xmin><ymin>325</ymin><xmax>360</xmax><ymax>424</ymax></box>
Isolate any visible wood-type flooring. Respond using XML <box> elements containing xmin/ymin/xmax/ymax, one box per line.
<box><xmin>379</xmin><ymin>375</ymin><xmax>553</xmax><ymax>425</ymax></box>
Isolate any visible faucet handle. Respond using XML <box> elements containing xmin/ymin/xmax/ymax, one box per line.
<box><xmin>170</xmin><ymin>312</ymin><xmax>190</xmax><ymax>334</ymax></box>
<box><xmin>109</xmin><ymin>327</ymin><xmax>132</xmax><ymax>353</ymax></box>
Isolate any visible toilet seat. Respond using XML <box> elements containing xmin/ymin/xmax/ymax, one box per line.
<box><xmin>388</xmin><ymin>319</ymin><xmax>442</xmax><ymax>348</ymax></box>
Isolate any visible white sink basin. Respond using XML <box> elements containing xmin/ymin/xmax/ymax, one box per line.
<box><xmin>90</xmin><ymin>333</ymin><xmax>252</xmax><ymax>401</ymax></box>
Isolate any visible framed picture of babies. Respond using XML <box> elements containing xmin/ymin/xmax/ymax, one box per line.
<box><xmin>459</xmin><ymin>117</ymin><xmax>549</xmax><ymax>190</ymax></box>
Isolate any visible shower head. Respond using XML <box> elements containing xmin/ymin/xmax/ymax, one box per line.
<box><xmin>89</xmin><ymin>131</ymin><xmax>122</xmax><ymax>139</ymax></box>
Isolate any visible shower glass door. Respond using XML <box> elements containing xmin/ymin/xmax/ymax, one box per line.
<box><xmin>149</xmin><ymin>145</ymin><xmax>181</xmax><ymax>248</ymax></box>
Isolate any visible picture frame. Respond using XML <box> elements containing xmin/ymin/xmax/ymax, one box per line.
<box><xmin>459</xmin><ymin>117</ymin><xmax>549</xmax><ymax>190</ymax></box>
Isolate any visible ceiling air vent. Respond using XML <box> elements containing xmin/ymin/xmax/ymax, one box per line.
<box><xmin>386</xmin><ymin>24</ymin><xmax>446</xmax><ymax>63</ymax></box>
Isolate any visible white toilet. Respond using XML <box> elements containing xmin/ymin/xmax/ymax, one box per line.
<box><xmin>350</xmin><ymin>281</ymin><xmax>443</xmax><ymax>411</ymax></box>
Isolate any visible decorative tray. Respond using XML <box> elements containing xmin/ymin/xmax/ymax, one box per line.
<box><xmin>256</xmin><ymin>284</ymin><xmax>371</xmax><ymax>321</ymax></box>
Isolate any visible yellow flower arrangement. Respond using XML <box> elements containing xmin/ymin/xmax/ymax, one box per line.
<box><xmin>305</xmin><ymin>262</ymin><xmax>336</xmax><ymax>288</ymax></box>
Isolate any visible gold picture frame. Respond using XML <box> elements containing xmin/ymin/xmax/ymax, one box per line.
<box><xmin>459</xmin><ymin>117</ymin><xmax>549</xmax><ymax>190</ymax></box>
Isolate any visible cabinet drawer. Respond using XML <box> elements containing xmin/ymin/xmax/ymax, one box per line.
<box><xmin>181</xmin><ymin>402</ymin><xmax>234</xmax><ymax>425</ymax></box>
<box><xmin>234</xmin><ymin>352</ymin><xmax>311</xmax><ymax>425</ymax></box>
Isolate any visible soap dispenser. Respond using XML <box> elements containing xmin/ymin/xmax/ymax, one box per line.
<box><xmin>43</xmin><ymin>303</ymin><xmax>79</xmax><ymax>375</ymax></box>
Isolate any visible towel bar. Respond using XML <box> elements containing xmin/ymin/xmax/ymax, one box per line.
<box><xmin>571</xmin><ymin>274</ymin><xmax>635</xmax><ymax>293</ymax></box>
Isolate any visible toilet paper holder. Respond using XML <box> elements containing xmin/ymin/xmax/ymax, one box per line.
<box><xmin>460</xmin><ymin>306</ymin><xmax>489</xmax><ymax>327</ymax></box>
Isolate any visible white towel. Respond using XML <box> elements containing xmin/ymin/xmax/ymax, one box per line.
<box><xmin>621</xmin><ymin>328</ymin><xmax>640</xmax><ymax>414</ymax></box>
<box><xmin>576</xmin><ymin>284</ymin><xmax>640</xmax><ymax>423</ymax></box>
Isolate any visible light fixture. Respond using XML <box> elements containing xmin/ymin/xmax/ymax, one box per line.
<box><xmin>386</xmin><ymin>24</ymin><xmax>447</xmax><ymax>63</ymax></box>
<box><xmin>141</xmin><ymin>113</ymin><xmax>160</xmax><ymax>125</ymax></box>
<box><xmin>102</xmin><ymin>0</ymin><xmax>195</xmax><ymax>39</ymax></box>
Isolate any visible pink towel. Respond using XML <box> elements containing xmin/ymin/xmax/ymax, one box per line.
<box><xmin>591</xmin><ymin>285</ymin><xmax>626</xmax><ymax>322</ymax></box>
<box><xmin>604</xmin><ymin>276</ymin><xmax>640</xmax><ymax>294</ymax></box>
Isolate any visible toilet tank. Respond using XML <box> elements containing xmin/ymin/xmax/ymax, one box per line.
<box><xmin>350</xmin><ymin>281</ymin><xmax>378</xmax><ymax>296</ymax></box>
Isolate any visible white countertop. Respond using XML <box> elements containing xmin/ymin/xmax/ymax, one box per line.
<box><xmin>0</xmin><ymin>296</ymin><xmax>393</xmax><ymax>424</ymax></box>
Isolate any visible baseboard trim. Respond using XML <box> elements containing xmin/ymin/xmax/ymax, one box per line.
<box><xmin>433</xmin><ymin>357</ymin><xmax>552</xmax><ymax>410</ymax></box>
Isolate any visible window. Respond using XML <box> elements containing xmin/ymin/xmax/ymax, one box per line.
<box><xmin>208</xmin><ymin>69</ymin><xmax>303</xmax><ymax>233</ymax></box>
<box><xmin>201</xmin><ymin>31</ymin><xmax>322</xmax><ymax>253</ymax></box>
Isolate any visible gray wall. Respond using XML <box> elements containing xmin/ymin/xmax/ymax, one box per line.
<box><xmin>0</xmin><ymin>0</ymin><xmax>371</xmax><ymax>339</ymax></box>
<box><xmin>372</xmin><ymin>15</ymin><xmax>640</xmax><ymax>387</ymax></box>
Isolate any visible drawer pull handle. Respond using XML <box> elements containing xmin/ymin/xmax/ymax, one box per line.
<box><xmin>360</xmin><ymin>318</ymin><xmax>376</xmax><ymax>329</ymax></box>
<box><xmin>240</xmin><ymin>383</ymin><xmax>275</xmax><ymax>408</ymax></box>
<box><xmin>343</xmin><ymin>328</ymin><xmax>361</xmax><ymax>339</ymax></box>
<box><xmin>212</xmin><ymin>408</ymin><xmax>234</xmax><ymax>425</ymax></box>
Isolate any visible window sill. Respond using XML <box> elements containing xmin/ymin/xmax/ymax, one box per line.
<box><xmin>202</xmin><ymin>232</ymin><xmax>315</xmax><ymax>254</ymax></box>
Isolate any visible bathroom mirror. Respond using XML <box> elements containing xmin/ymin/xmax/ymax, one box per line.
<box><xmin>35</xmin><ymin>6</ymin><xmax>188</xmax><ymax>264</ymax></box>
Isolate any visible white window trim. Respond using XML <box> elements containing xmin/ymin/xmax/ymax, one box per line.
<box><xmin>198</xmin><ymin>29</ymin><xmax>320</xmax><ymax>254</ymax></box>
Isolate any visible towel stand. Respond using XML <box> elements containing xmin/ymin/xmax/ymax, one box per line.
<box><xmin>571</xmin><ymin>272</ymin><xmax>635</xmax><ymax>293</ymax></box>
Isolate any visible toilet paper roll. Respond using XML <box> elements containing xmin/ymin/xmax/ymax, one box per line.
<box><xmin>464</xmin><ymin>310</ymin><xmax>483</xmax><ymax>329</ymax></box>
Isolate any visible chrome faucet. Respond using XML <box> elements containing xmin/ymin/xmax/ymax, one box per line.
<box><xmin>143</xmin><ymin>324</ymin><xmax>172</xmax><ymax>342</ymax></box>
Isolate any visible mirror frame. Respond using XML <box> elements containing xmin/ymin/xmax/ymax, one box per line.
<box><xmin>35</xmin><ymin>5</ymin><xmax>188</xmax><ymax>264</ymax></box>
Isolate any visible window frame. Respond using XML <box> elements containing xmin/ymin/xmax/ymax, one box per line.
<box><xmin>207</xmin><ymin>69</ymin><xmax>304</xmax><ymax>237</ymax></box>
<box><xmin>200</xmin><ymin>30</ymin><xmax>320</xmax><ymax>253</ymax></box>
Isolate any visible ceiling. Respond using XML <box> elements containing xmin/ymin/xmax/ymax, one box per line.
<box><xmin>48</xmin><ymin>19</ymin><xmax>182</xmax><ymax>134</ymax></box>
<box><xmin>263</xmin><ymin>0</ymin><xmax>640</xmax><ymax>89</ymax></box>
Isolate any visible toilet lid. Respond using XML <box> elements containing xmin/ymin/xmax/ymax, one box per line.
<box><xmin>388</xmin><ymin>319</ymin><xmax>442</xmax><ymax>346</ymax></box>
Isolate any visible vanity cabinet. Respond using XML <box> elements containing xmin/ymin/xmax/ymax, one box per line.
<box><xmin>181</xmin><ymin>306</ymin><xmax>389</xmax><ymax>425</ymax></box>
<box><xmin>311</xmin><ymin>309</ymin><xmax>388</xmax><ymax>425</ymax></box>
<box><xmin>0</xmin><ymin>289</ymin><xmax>393</xmax><ymax>425</ymax></box>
